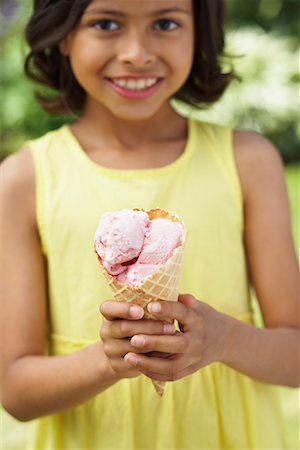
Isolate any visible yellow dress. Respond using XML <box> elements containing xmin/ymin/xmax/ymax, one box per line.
<box><xmin>19</xmin><ymin>119</ymin><xmax>298</xmax><ymax>449</ymax></box>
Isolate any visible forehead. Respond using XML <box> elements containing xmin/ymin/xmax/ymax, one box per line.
<box><xmin>84</xmin><ymin>0</ymin><xmax>193</xmax><ymax>15</ymax></box>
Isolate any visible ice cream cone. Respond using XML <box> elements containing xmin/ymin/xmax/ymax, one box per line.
<box><xmin>95</xmin><ymin>208</ymin><xmax>186</xmax><ymax>395</ymax></box>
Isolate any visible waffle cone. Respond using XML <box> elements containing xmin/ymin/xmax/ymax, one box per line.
<box><xmin>96</xmin><ymin>208</ymin><xmax>186</xmax><ymax>396</ymax></box>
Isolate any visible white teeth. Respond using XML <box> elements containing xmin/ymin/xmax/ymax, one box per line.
<box><xmin>136</xmin><ymin>79</ymin><xmax>146</xmax><ymax>89</ymax></box>
<box><xmin>112</xmin><ymin>78</ymin><xmax>158</xmax><ymax>91</ymax></box>
<box><xmin>117</xmin><ymin>79</ymin><xmax>127</xmax><ymax>88</ymax></box>
<box><xmin>127</xmin><ymin>80</ymin><xmax>137</xmax><ymax>89</ymax></box>
<box><xmin>146</xmin><ymin>79</ymin><xmax>156</xmax><ymax>87</ymax></box>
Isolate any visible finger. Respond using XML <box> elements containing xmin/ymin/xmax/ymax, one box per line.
<box><xmin>103</xmin><ymin>337</ymin><xmax>174</xmax><ymax>358</ymax></box>
<box><xmin>130</xmin><ymin>332</ymin><xmax>185</xmax><ymax>353</ymax></box>
<box><xmin>178</xmin><ymin>294</ymin><xmax>198</xmax><ymax>307</ymax></box>
<box><xmin>146</xmin><ymin>296</ymin><xmax>197</xmax><ymax>328</ymax></box>
<box><xmin>143</xmin><ymin>361</ymin><xmax>200</xmax><ymax>382</ymax></box>
<box><xmin>109</xmin><ymin>356</ymin><xmax>141</xmax><ymax>378</ymax></box>
<box><xmin>146</xmin><ymin>351</ymin><xmax>174</xmax><ymax>358</ymax></box>
<box><xmin>100</xmin><ymin>300</ymin><xmax>144</xmax><ymax>321</ymax></box>
<box><xmin>102</xmin><ymin>335</ymin><xmax>149</xmax><ymax>358</ymax></box>
<box><xmin>103</xmin><ymin>339</ymin><xmax>172</xmax><ymax>363</ymax></box>
<box><xmin>124</xmin><ymin>352</ymin><xmax>182</xmax><ymax>378</ymax></box>
<box><xmin>102</xmin><ymin>337</ymin><xmax>132</xmax><ymax>357</ymax></box>
<box><xmin>102</xmin><ymin>336</ymin><xmax>174</xmax><ymax>359</ymax></box>
<box><xmin>126</xmin><ymin>355</ymin><xmax>201</xmax><ymax>382</ymax></box>
<box><xmin>103</xmin><ymin>318</ymin><xmax>176</xmax><ymax>339</ymax></box>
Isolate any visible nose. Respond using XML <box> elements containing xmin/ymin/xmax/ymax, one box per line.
<box><xmin>117</xmin><ymin>31</ymin><xmax>155</xmax><ymax>67</ymax></box>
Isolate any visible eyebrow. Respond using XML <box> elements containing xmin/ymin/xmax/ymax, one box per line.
<box><xmin>84</xmin><ymin>9</ymin><xmax>125</xmax><ymax>17</ymax></box>
<box><xmin>84</xmin><ymin>7</ymin><xmax>191</xmax><ymax>17</ymax></box>
<box><xmin>153</xmin><ymin>7</ymin><xmax>191</xmax><ymax>15</ymax></box>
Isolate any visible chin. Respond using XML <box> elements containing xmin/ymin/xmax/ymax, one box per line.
<box><xmin>112</xmin><ymin>103</ymin><xmax>168</xmax><ymax>122</ymax></box>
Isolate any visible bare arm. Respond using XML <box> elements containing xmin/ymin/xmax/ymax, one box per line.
<box><xmin>223</xmin><ymin>130</ymin><xmax>300</xmax><ymax>385</ymax></box>
<box><xmin>122</xmin><ymin>131</ymin><xmax>300</xmax><ymax>387</ymax></box>
<box><xmin>0</xmin><ymin>150</ymin><xmax>119</xmax><ymax>421</ymax></box>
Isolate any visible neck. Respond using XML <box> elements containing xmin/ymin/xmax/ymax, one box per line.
<box><xmin>72</xmin><ymin>99</ymin><xmax>186</xmax><ymax>150</ymax></box>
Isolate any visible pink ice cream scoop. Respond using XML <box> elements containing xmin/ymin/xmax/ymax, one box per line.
<box><xmin>94</xmin><ymin>209</ymin><xmax>150</xmax><ymax>275</ymax></box>
<box><xmin>94</xmin><ymin>209</ymin><xmax>184</xmax><ymax>286</ymax></box>
<box><xmin>139</xmin><ymin>218</ymin><xmax>184</xmax><ymax>265</ymax></box>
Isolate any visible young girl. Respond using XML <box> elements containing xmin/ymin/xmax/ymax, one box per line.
<box><xmin>1</xmin><ymin>0</ymin><xmax>299</xmax><ymax>449</ymax></box>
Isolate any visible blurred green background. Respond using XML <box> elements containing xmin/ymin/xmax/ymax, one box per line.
<box><xmin>0</xmin><ymin>0</ymin><xmax>300</xmax><ymax>164</ymax></box>
<box><xmin>0</xmin><ymin>1</ymin><xmax>299</xmax><ymax>449</ymax></box>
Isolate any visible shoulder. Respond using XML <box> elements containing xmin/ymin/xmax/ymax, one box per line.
<box><xmin>1</xmin><ymin>125</ymin><xmax>66</xmax><ymax>187</ymax></box>
<box><xmin>232</xmin><ymin>129</ymin><xmax>285</xmax><ymax>203</ymax></box>
<box><xmin>233</xmin><ymin>129</ymin><xmax>282</xmax><ymax>165</ymax></box>
<box><xmin>1</xmin><ymin>147</ymin><xmax>36</xmax><ymax>228</ymax></box>
<box><xmin>1</xmin><ymin>147</ymin><xmax>35</xmax><ymax>193</ymax></box>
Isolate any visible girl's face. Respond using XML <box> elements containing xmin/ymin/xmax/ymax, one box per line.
<box><xmin>61</xmin><ymin>0</ymin><xmax>194</xmax><ymax>121</ymax></box>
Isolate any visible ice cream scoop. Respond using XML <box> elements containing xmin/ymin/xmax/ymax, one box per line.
<box><xmin>94</xmin><ymin>209</ymin><xmax>150</xmax><ymax>276</ymax></box>
<box><xmin>94</xmin><ymin>209</ymin><xmax>184</xmax><ymax>286</ymax></box>
<box><xmin>139</xmin><ymin>218</ymin><xmax>184</xmax><ymax>265</ymax></box>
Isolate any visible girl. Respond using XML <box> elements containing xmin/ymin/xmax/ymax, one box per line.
<box><xmin>1</xmin><ymin>0</ymin><xmax>299</xmax><ymax>449</ymax></box>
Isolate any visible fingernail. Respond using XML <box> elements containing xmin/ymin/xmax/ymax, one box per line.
<box><xmin>148</xmin><ymin>302</ymin><xmax>161</xmax><ymax>313</ymax></box>
<box><xmin>163</xmin><ymin>323</ymin><xmax>176</xmax><ymax>334</ymax></box>
<box><xmin>124</xmin><ymin>354</ymin><xmax>138</xmax><ymax>366</ymax></box>
<box><xmin>131</xmin><ymin>336</ymin><xmax>145</xmax><ymax>347</ymax></box>
<box><xmin>129</xmin><ymin>305</ymin><xmax>143</xmax><ymax>318</ymax></box>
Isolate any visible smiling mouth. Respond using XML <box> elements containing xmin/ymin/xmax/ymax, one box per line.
<box><xmin>108</xmin><ymin>77</ymin><xmax>161</xmax><ymax>91</ymax></box>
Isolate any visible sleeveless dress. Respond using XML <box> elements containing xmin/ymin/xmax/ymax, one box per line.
<box><xmin>21</xmin><ymin>119</ymin><xmax>297</xmax><ymax>449</ymax></box>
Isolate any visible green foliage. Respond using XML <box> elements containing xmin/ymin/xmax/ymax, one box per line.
<box><xmin>0</xmin><ymin>1</ymin><xmax>73</xmax><ymax>160</ymax></box>
<box><xmin>226</xmin><ymin>0</ymin><xmax>300</xmax><ymax>37</ymax></box>
<box><xmin>0</xmin><ymin>5</ymin><xmax>72</xmax><ymax>159</ymax></box>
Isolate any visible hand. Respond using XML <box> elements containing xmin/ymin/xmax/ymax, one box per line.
<box><xmin>100</xmin><ymin>300</ymin><xmax>177</xmax><ymax>380</ymax></box>
<box><xmin>124</xmin><ymin>294</ymin><xmax>229</xmax><ymax>382</ymax></box>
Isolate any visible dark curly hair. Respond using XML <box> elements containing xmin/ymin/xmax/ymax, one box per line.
<box><xmin>24</xmin><ymin>0</ymin><xmax>235</xmax><ymax>115</ymax></box>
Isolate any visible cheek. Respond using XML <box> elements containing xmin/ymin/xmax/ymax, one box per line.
<box><xmin>168</xmin><ymin>33</ymin><xmax>194</xmax><ymax>71</ymax></box>
<box><xmin>68</xmin><ymin>50</ymin><xmax>103</xmax><ymax>88</ymax></box>
<box><xmin>182</xmin><ymin>35</ymin><xmax>194</xmax><ymax>68</ymax></box>
<box><xmin>68</xmin><ymin>35</ymin><xmax>108</xmax><ymax>72</ymax></box>
<box><xmin>170</xmin><ymin>44</ymin><xmax>194</xmax><ymax>82</ymax></box>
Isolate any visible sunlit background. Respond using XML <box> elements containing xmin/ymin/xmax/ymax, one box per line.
<box><xmin>1</xmin><ymin>0</ymin><xmax>299</xmax><ymax>163</ymax></box>
<box><xmin>0</xmin><ymin>1</ymin><xmax>299</xmax><ymax>448</ymax></box>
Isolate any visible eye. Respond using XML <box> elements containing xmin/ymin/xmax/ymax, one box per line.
<box><xmin>93</xmin><ymin>19</ymin><xmax>119</xmax><ymax>31</ymax></box>
<box><xmin>154</xmin><ymin>19</ymin><xmax>178</xmax><ymax>31</ymax></box>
